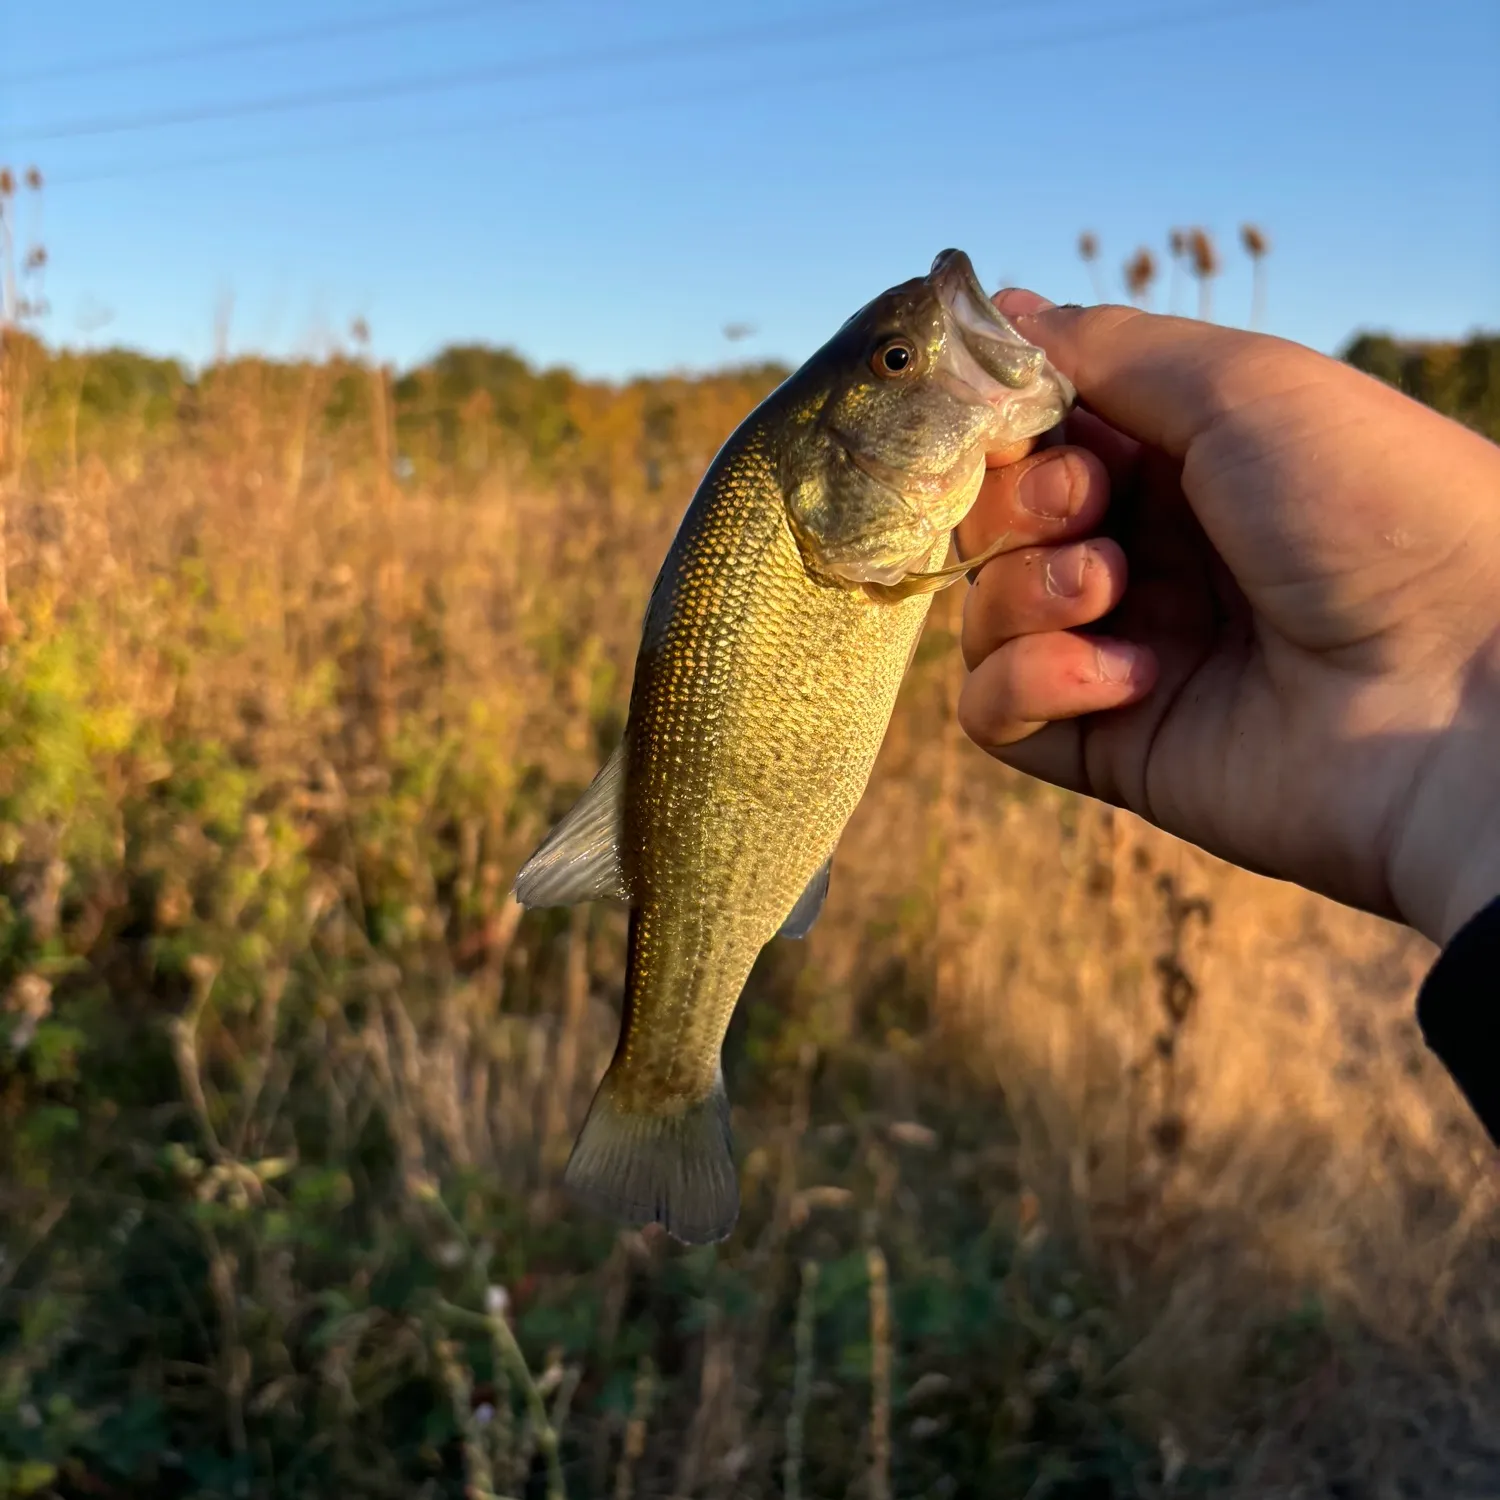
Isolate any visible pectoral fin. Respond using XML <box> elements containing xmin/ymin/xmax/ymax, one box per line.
<box><xmin>778</xmin><ymin>854</ymin><xmax>833</xmax><ymax>940</ymax></box>
<box><xmin>513</xmin><ymin>740</ymin><xmax>628</xmax><ymax>907</ymax></box>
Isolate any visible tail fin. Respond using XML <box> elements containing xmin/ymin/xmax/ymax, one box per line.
<box><xmin>563</xmin><ymin>1068</ymin><xmax>738</xmax><ymax>1245</ymax></box>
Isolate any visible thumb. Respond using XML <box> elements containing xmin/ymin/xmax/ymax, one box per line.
<box><xmin>996</xmin><ymin>299</ymin><xmax>1295</xmax><ymax>460</ymax></box>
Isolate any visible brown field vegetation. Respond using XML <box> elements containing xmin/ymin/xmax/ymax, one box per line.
<box><xmin>0</xmin><ymin>319</ymin><xmax>1497</xmax><ymax>1499</ymax></box>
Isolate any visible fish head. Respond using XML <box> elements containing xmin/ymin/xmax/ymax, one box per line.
<box><xmin>782</xmin><ymin>249</ymin><xmax>1075</xmax><ymax>589</ymax></box>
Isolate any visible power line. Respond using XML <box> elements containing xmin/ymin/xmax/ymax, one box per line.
<box><xmin>8</xmin><ymin>0</ymin><xmax>1286</xmax><ymax>147</ymax></box>
<box><xmin>40</xmin><ymin>0</ymin><xmax>1314</xmax><ymax>189</ymax></box>
<box><xmin>0</xmin><ymin>0</ymin><xmax>535</xmax><ymax>87</ymax></box>
<box><xmin>12</xmin><ymin>0</ymin><xmax>981</xmax><ymax>144</ymax></box>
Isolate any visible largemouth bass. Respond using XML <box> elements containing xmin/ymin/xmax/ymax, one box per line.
<box><xmin>515</xmin><ymin>250</ymin><xmax>1073</xmax><ymax>1244</ymax></box>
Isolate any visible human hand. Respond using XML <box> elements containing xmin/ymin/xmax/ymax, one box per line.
<box><xmin>955</xmin><ymin>295</ymin><xmax>1500</xmax><ymax>948</ymax></box>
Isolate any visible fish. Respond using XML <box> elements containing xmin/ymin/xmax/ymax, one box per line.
<box><xmin>514</xmin><ymin>250</ymin><xmax>1074</xmax><ymax>1244</ymax></box>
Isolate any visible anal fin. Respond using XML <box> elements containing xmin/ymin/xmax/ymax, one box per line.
<box><xmin>778</xmin><ymin>853</ymin><xmax>833</xmax><ymax>940</ymax></box>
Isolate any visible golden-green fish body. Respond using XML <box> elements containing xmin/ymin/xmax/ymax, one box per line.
<box><xmin>622</xmin><ymin>419</ymin><xmax>942</xmax><ymax>1100</ymax></box>
<box><xmin>514</xmin><ymin>250</ymin><xmax>1073</xmax><ymax>1243</ymax></box>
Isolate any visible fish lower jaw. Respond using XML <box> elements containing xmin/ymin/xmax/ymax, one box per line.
<box><xmin>988</xmin><ymin>389</ymin><xmax>1074</xmax><ymax>443</ymax></box>
<box><xmin>815</xmin><ymin>546</ymin><xmax>944</xmax><ymax>590</ymax></box>
<box><xmin>787</xmin><ymin>524</ymin><xmax>948</xmax><ymax>591</ymax></box>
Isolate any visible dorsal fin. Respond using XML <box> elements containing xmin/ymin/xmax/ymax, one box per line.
<box><xmin>513</xmin><ymin>740</ymin><xmax>628</xmax><ymax>907</ymax></box>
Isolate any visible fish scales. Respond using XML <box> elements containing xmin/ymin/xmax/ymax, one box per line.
<box><xmin>619</xmin><ymin>418</ymin><xmax>940</xmax><ymax>1114</ymax></box>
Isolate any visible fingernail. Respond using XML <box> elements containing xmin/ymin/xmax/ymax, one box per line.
<box><xmin>1018</xmin><ymin>455</ymin><xmax>1078</xmax><ymax>519</ymax></box>
<box><xmin>1094</xmin><ymin>640</ymin><xmax>1140</xmax><ymax>684</ymax></box>
<box><xmin>1044</xmin><ymin>544</ymin><xmax>1089</xmax><ymax>598</ymax></box>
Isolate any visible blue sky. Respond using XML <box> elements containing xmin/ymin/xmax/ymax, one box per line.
<box><xmin>2</xmin><ymin>0</ymin><xmax>1496</xmax><ymax>377</ymax></box>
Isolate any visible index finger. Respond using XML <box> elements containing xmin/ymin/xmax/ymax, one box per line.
<box><xmin>985</xmin><ymin>434</ymin><xmax>1039</xmax><ymax>469</ymax></box>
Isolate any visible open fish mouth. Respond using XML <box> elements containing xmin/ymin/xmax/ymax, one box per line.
<box><xmin>928</xmin><ymin>249</ymin><xmax>1077</xmax><ymax>424</ymax></box>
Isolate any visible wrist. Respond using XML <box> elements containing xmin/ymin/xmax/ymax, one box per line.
<box><xmin>1434</xmin><ymin>825</ymin><xmax>1500</xmax><ymax>946</ymax></box>
<box><xmin>1388</xmin><ymin>651</ymin><xmax>1500</xmax><ymax>948</ymax></box>
<box><xmin>1394</xmin><ymin>805</ymin><xmax>1500</xmax><ymax>950</ymax></box>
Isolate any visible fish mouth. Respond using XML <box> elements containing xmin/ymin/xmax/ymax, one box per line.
<box><xmin>927</xmin><ymin>249</ymin><xmax>1076</xmax><ymax>429</ymax></box>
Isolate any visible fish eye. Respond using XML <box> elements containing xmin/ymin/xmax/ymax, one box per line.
<box><xmin>871</xmin><ymin>337</ymin><xmax>917</xmax><ymax>379</ymax></box>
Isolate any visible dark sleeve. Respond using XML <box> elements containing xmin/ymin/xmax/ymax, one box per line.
<box><xmin>1416</xmin><ymin>894</ymin><xmax>1500</xmax><ymax>1148</ymax></box>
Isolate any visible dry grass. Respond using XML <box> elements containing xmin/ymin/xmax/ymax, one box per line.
<box><xmin>0</xmin><ymin>330</ymin><xmax>1496</xmax><ymax>1498</ymax></box>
